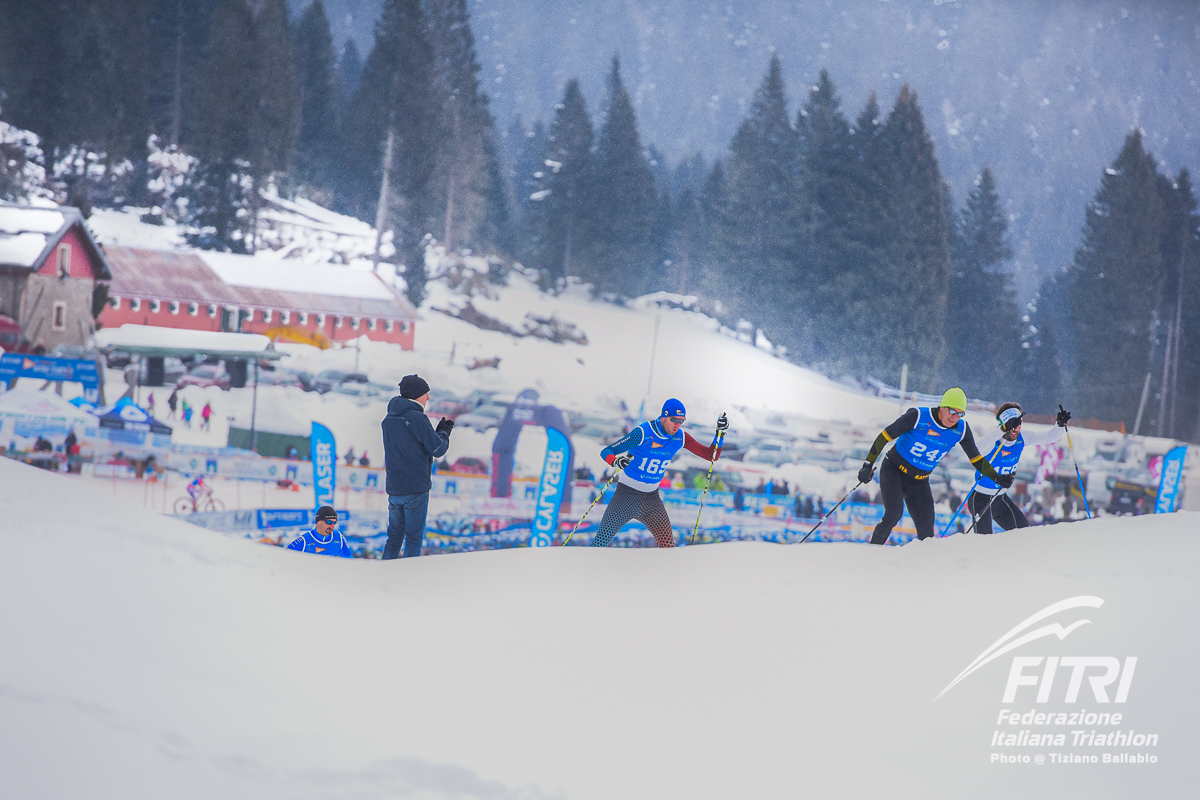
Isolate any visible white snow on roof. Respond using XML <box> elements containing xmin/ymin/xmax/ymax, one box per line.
<box><xmin>0</xmin><ymin>232</ymin><xmax>50</xmax><ymax>268</ymax></box>
<box><xmin>0</xmin><ymin>206</ymin><xmax>65</xmax><ymax>235</ymax></box>
<box><xmin>94</xmin><ymin>324</ymin><xmax>274</xmax><ymax>354</ymax></box>
<box><xmin>199</xmin><ymin>251</ymin><xmax>397</xmax><ymax>301</ymax></box>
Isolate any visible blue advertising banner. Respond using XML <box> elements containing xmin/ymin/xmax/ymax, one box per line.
<box><xmin>530</xmin><ymin>427</ymin><xmax>571</xmax><ymax>547</ymax></box>
<box><xmin>0</xmin><ymin>354</ymin><xmax>100</xmax><ymax>390</ymax></box>
<box><xmin>310</xmin><ymin>422</ymin><xmax>336</xmax><ymax>513</ymax></box>
<box><xmin>1154</xmin><ymin>445</ymin><xmax>1187</xmax><ymax>514</ymax></box>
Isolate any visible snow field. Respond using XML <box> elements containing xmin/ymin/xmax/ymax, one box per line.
<box><xmin>2</xmin><ymin>456</ymin><xmax>1197</xmax><ymax>799</ymax></box>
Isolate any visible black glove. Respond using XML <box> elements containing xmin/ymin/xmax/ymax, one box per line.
<box><xmin>716</xmin><ymin>413</ymin><xmax>729</xmax><ymax>432</ymax></box>
<box><xmin>858</xmin><ymin>462</ymin><xmax>875</xmax><ymax>485</ymax></box>
<box><xmin>1056</xmin><ymin>406</ymin><xmax>1072</xmax><ymax>427</ymax></box>
<box><xmin>612</xmin><ymin>453</ymin><xmax>633</xmax><ymax>470</ymax></box>
<box><xmin>435</xmin><ymin>417</ymin><xmax>454</xmax><ymax>435</ymax></box>
<box><xmin>997</xmin><ymin>473</ymin><xmax>1015</xmax><ymax>489</ymax></box>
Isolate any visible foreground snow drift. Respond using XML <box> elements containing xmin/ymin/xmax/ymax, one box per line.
<box><xmin>1</xmin><ymin>457</ymin><xmax>1197</xmax><ymax>799</ymax></box>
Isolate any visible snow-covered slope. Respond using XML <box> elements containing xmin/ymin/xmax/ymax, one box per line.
<box><xmin>2</xmin><ymin>456</ymin><xmax>1195</xmax><ymax>798</ymax></box>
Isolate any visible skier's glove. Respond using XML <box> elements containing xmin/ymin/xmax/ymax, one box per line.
<box><xmin>858</xmin><ymin>462</ymin><xmax>875</xmax><ymax>485</ymax></box>
<box><xmin>997</xmin><ymin>474</ymin><xmax>1015</xmax><ymax>489</ymax></box>
<box><xmin>716</xmin><ymin>413</ymin><xmax>729</xmax><ymax>432</ymax></box>
<box><xmin>1056</xmin><ymin>408</ymin><xmax>1072</xmax><ymax>427</ymax></box>
<box><xmin>610</xmin><ymin>453</ymin><xmax>633</xmax><ymax>471</ymax></box>
<box><xmin>436</xmin><ymin>417</ymin><xmax>455</xmax><ymax>435</ymax></box>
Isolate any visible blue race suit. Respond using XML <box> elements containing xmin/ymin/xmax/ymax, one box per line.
<box><xmin>890</xmin><ymin>406</ymin><xmax>965</xmax><ymax>473</ymax></box>
<box><xmin>286</xmin><ymin>528</ymin><xmax>353</xmax><ymax>558</ymax></box>
<box><xmin>602</xmin><ymin>420</ymin><xmax>686</xmax><ymax>492</ymax></box>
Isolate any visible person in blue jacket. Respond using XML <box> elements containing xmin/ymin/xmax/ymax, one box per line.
<box><xmin>381</xmin><ymin>374</ymin><xmax>452</xmax><ymax>559</ymax></box>
<box><xmin>968</xmin><ymin>402</ymin><xmax>1071</xmax><ymax>534</ymax></box>
<box><xmin>286</xmin><ymin>506</ymin><xmax>353</xmax><ymax>558</ymax></box>
<box><xmin>857</xmin><ymin>387</ymin><xmax>1011</xmax><ymax>544</ymax></box>
<box><xmin>591</xmin><ymin>399</ymin><xmax>728</xmax><ymax>547</ymax></box>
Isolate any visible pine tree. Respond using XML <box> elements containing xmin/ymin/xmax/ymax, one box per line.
<box><xmin>715</xmin><ymin>55</ymin><xmax>801</xmax><ymax>325</ymax></box>
<box><xmin>1154</xmin><ymin>168</ymin><xmax>1200</xmax><ymax>440</ymax></box>
<box><xmin>874</xmin><ymin>85</ymin><xmax>954</xmax><ymax>390</ymax></box>
<box><xmin>426</xmin><ymin>0</ymin><xmax>502</xmax><ymax>251</ymax></box>
<box><xmin>339</xmin><ymin>0</ymin><xmax>437</xmax><ymax>260</ymax></box>
<box><xmin>186</xmin><ymin>0</ymin><xmax>258</xmax><ymax>249</ymax></box>
<box><xmin>336</xmin><ymin>38</ymin><xmax>364</xmax><ymax>103</ymax></box>
<box><xmin>945</xmin><ymin>167</ymin><xmax>1020</xmax><ymax>400</ymax></box>
<box><xmin>588</xmin><ymin>56</ymin><xmax>657</xmax><ymax>297</ymax></box>
<box><xmin>532</xmin><ymin>79</ymin><xmax>594</xmax><ymax>287</ymax></box>
<box><xmin>1067</xmin><ymin>130</ymin><xmax>1166</xmax><ymax>425</ymax></box>
<box><xmin>1016</xmin><ymin>275</ymin><xmax>1069</xmax><ymax>415</ymax></box>
<box><xmin>146</xmin><ymin>0</ymin><xmax>219</xmax><ymax>147</ymax></box>
<box><xmin>251</xmin><ymin>0</ymin><xmax>298</xmax><ymax>177</ymax></box>
<box><xmin>292</xmin><ymin>0</ymin><xmax>339</xmax><ymax>196</ymax></box>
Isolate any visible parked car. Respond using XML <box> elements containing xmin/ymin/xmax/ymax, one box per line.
<box><xmin>312</xmin><ymin>369</ymin><xmax>371</xmax><ymax>393</ymax></box>
<box><xmin>742</xmin><ymin>438</ymin><xmax>796</xmax><ymax>467</ymax></box>
<box><xmin>446</xmin><ymin>456</ymin><xmax>490</xmax><ymax>475</ymax></box>
<box><xmin>104</xmin><ymin>349</ymin><xmax>133</xmax><ymax>369</ymax></box>
<box><xmin>48</xmin><ymin>344</ymin><xmax>99</xmax><ymax>361</ymax></box>
<box><xmin>572</xmin><ymin>414</ymin><xmax>627</xmax><ymax>440</ymax></box>
<box><xmin>427</xmin><ymin>395</ymin><xmax>472</xmax><ymax>419</ymax></box>
<box><xmin>455</xmin><ymin>403</ymin><xmax>509</xmax><ymax>431</ymax></box>
<box><xmin>333</xmin><ymin>382</ymin><xmax>387</xmax><ymax>401</ymax></box>
<box><xmin>137</xmin><ymin>356</ymin><xmax>189</xmax><ymax>386</ymax></box>
<box><xmin>176</xmin><ymin>363</ymin><xmax>233</xmax><ymax>390</ymax></box>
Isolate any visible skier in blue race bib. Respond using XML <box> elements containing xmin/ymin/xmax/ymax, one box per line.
<box><xmin>592</xmin><ymin>399</ymin><xmax>727</xmax><ymax>547</ymax></box>
<box><xmin>857</xmin><ymin>387</ymin><xmax>1010</xmax><ymax>544</ymax></box>
<box><xmin>968</xmin><ymin>403</ymin><xmax>1072</xmax><ymax>534</ymax></box>
<box><xmin>286</xmin><ymin>505</ymin><xmax>354</xmax><ymax>558</ymax></box>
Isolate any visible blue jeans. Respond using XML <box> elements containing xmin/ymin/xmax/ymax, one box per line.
<box><xmin>384</xmin><ymin>493</ymin><xmax>430</xmax><ymax>559</ymax></box>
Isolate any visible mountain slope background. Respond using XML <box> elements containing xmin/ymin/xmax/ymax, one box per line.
<box><xmin>315</xmin><ymin>0</ymin><xmax>1200</xmax><ymax>296</ymax></box>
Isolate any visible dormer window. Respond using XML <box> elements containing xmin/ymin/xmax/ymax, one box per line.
<box><xmin>148</xmin><ymin>300</ymin><xmax>161</xmax><ymax>313</ymax></box>
<box><xmin>130</xmin><ymin>298</ymin><xmax>141</xmax><ymax>312</ymax></box>
<box><xmin>168</xmin><ymin>301</ymin><xmax>180</xmax><ymax>315</ymax></box>
<box><xmin>207</xmin><ymin>305</ymin><xmax>218</xmax><ymax>317</ymax></box>
<box><xmin>109</xmin><ymin>297</ymin><xmax>121</xmax><ymax>310</ymax></box>
<box><xmin>279</xmin><ymin>311</ymin><xmax>290</xmax><ymax>325</ymax></box>
<box><xmin>261</xmin><ymin>309</ymin><xmax>272</xmax><ymax>324</ymax></box>
<box><xmin>188</xmin><ymin>303</ymin><xmax>199</xmax><ymax>316</ymax></box>
<box><xmin>384</xmin><ymin>320</ymin><xmax>394</xmax><ymax>333</ymax></box>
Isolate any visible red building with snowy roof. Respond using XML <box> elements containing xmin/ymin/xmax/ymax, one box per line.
<box><xmin>0</xmin><ymin>201</ymin><xmax>112</xmax><ymax>351</ymax></box>
<box><xmin>99</xmin><ymin>246</ymin><xmax>417</xmax><ymax>350</ymax></box>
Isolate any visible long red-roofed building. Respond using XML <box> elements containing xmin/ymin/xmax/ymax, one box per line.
<box><xmin>99</xmin><ymin>246</ymin><xmax>417</xmax><ymax>349</ymax></box>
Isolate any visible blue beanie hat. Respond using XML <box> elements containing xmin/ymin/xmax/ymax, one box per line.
<box><xmin>660</xmin><ymin>398</ymin><xmax>686</xmax><ymax>419</ymax></box>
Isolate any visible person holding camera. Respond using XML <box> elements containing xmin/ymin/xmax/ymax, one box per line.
<box><xmin>382</xmin><ymin>374</ymin><xmax>453</xmax><ymax>559</ymax></box>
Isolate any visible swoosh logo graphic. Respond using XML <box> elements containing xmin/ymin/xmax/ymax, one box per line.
<box><xmin>935</xmin><ymin>595</ymin><xmax>1103</xmax><ymax>701</ymax></box>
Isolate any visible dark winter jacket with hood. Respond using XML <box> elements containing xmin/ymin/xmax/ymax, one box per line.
<box><xmin>382</xmin><ymin>396</ymin><xmax>450</xmax><ymax>496</ymax></box>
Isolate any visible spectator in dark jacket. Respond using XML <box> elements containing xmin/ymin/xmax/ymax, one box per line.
<box><xmin>381</xmin><ymin>374</ymin><xmax>452</xmax><ymax>559</ymax></box>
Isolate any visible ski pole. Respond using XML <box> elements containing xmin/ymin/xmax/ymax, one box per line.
<box><xmin>796</xmin><ymin>481</ymin><xmax>862</xmax><ymax>544</ymax></box>
<box><xmin>563</xmin><ymin>470</ymin><xmax>620</xmax><ymax>545</ymax></box>
<box><xmin>1060</xmin><ymin>404</ymin><xmax>1093</xmax><ymax>520</ymax></box>
<box><xmin>964</xmin><ymin>490</ymin><xmax>1004</xmax><ymax>535</ymax></box>
<box><xmin>690</xmin><ymin>419</ymin><xmax>726</xmax><ymax>545</ymax></box>
<box><xmin>939</xmin><ymin>480</ymin><xmax>977</xmax><ymax>537</ymax></box>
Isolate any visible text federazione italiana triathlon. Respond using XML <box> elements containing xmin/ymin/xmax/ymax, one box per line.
<box><xmin>990</xmin><ymin>708</ymin><xmax>1159</xmax><ymax>764</ymax></box>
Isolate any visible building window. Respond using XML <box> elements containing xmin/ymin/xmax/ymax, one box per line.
<box><xmin>349</xmin><ymin>317</ymin><xmax>359</xmax><ymax>330</ymax></box>
<box><xmin>56</xmin><ymin>244</ymin><xmax>71</xmax><ymax>278</ymax></box>
<box><xmin>52</xmin><ymin>301</ymin><xmax>67</xmax><ymax>330</ymax></box>
<box><xmin>149</xmin><ymin>300</ymin><xmax>161</xmax><ymax>313</ymax></box>
<box><xmin>130</xmin><ymin>298</ymin><xmax>141</xmax><ymax>311</ymax></box>
<box><xmin>168</xmin><ymin>301</ymin><xmax>180</xmax><ymax>315</ymax></box>
<box><xmin>280</xmin><ymin>311</ymin><xmax>290</xmax><ymax>325</ymax></box>
<box><xmin>384</xmin><ymin>320</ymin><xmax>394</xmax><ymax>333</ymax></box>
<box><xmin>207</xmin><ymin>305</ymin><xmax>218</xmax><ymax>317</ymax></box>
<box><xmin>297</xmin><ymin>312</ymin><xmax>308</xmax><ymax>326</ymax></box>
<box><xmin>109</xmin><ymin>297</ymin><xmax>121</xmax><ymax>310</ymax></box>
<box><xmin>400</xmin><ymin>321</ymin><xmax>409</xmax><ymax>333</ymax></box>
<box><xmin>188</xmin><ymin>303</ymin><xmax>199</xmax><ymax>316</ymax></box>
<box><xmin>367</xmin><ymin>318</ymin><xmax>377</xmax><ymax>331</ymax></box>
<box><xmin>334</xmin><ymin>316</ymin><xmax>344</xmax><ymax>329</ymax></box>
<box><xmin>316</xmin><ymin>314</ymin><xmax>326</xmax><ymax>327</ymax></box>
<box><xmin>261</xmin><ymin>309</ymin><xmax>272</xmax><ymax>324</ymax></box>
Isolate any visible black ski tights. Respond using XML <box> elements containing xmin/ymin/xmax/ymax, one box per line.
<box><xmin>590</xmin><ymin>483</ymin><xmax>676</xmax><ymax>547</ymax></box>
<box><xmin>968</xmin><ymin>491</ymin><xmax>1028</xmax><ymax>535</ymax></box>
<box><xmin>870</xmin><ymin>457</ymin><xmax>936</xmax><ymax>544</ymax></box>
